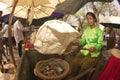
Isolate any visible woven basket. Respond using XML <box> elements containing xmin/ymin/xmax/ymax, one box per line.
<box><xmin>34</xmin><ymin>58</ymin><xmax>70</xmax><ymax>79</ymax></box>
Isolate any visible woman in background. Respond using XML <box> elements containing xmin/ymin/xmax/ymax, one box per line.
<box><xmin>106</xmin><ymin>26</ymin><xmax>116</xmax><ymax>50</ymax></box>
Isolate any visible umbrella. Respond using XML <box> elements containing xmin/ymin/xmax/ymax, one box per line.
<box><xmin>0</xmin><ymin>0</ymin><xmax>59</xmax><ymax>7</ymax></box>
<box><xmin>99</xmin><ymin>16</ymin><xmax>120</xmax><ymax>28</ymax></box>
<box><xmin>2</xmin><ymin>0</ymin><xmax>65</xmax><ymax>25</ymax></box>
<box><xmin>1</xmin><ymin>0</ymin><xmax>50</xmax><ymax>18</ymax></box>
<box><xmin>2</xmin><ymin>0</ymin><xmax>64</xmax><ymax>18</ymax></box>
<box><xmin>7</xmin><ymin>5</ymin><xmax>56</xmax><ymax>19</ymax></box>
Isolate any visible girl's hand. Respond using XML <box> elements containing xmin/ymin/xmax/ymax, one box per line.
<box><xmin>89</xmin><ymin>47</ymin><xmax>96</xmax><ymax>52</ymax></box>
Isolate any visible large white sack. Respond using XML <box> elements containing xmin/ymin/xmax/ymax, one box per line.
<box><xmin>34</xmin><ymin>20</ymin><xmax>80</xmax><ymax>55</ymax></box>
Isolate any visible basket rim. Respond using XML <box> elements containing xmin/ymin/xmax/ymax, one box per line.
<box><xmin>34</xmin><ymin>58</ymin><xmax>70</xmax><ymax>79</ymax></box>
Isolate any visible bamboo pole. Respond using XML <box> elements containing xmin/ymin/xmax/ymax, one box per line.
<box><xmin>8</xmin><ymin>0</ymin><xmax>18</xmax><ymax>69</ymax></box>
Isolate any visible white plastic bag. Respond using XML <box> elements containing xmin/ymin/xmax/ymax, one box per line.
<box><xmin>34</xmin><ymin>20</ymin><xmax>80</xmax><ymax>55</ymax></box>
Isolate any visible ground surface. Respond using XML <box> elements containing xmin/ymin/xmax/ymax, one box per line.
<box><xmin>0</xmin><ymin>48</ymin><xmax>20</xmax><ymax>80</ymax></box>
<box><xmin>0</xmin><ymin>46</ymin><xmax>112</xmax><ymax>80</ymax></box>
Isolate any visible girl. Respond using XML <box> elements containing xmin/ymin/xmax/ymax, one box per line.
<box><xmin>71</xmin><ymin>12</ymin><xmax>103</xmax><ymax>78</ymax></box>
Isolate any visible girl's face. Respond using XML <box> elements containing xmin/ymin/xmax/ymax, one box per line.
<box><xmin>86</xmin><ymin>14</ymin><xmax>95</xmax><ymax>27</ymax></box>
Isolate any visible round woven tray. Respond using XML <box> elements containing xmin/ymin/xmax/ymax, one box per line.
<box><xmin>34</xmin><ymin>58</ymin><xmax>70</xmax><ymax>79</ymax></box>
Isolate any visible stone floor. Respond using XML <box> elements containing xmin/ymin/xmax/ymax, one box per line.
<box><xmin>0</xmin><ymin>48</ymin><xmax>20</xmax><ymax>80</ymax></box>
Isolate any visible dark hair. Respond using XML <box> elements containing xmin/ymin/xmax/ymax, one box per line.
<box><xmin>86</xmin><ymin>12</ymin><xmax>97</xmax><ymax>22</ymax></box>
<box><xmin>0</xmin><ymin>11</ymin><xmax>3</xmax><ymax>14</ymax></box>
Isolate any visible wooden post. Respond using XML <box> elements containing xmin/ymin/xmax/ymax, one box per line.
<box><xmin>8</xmin><ymin>0</ymin><xmax>18</xmax><ymax>69</ymax></box>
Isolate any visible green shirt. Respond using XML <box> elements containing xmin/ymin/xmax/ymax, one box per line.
<box><xmin>79</xmin><ymin>26</ymin><xmax>103</xmax><ymax>57</ymax></box>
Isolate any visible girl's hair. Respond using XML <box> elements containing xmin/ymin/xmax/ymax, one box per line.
<box><xmin>0</xmin><ymin>11</ymin><xmax>3</xmax><ymax>16</ymax></box>
<box><xmin>86</xmin><ymin>12</ymin><xmax>97</xmax><ymax>22</ymax></box>
<box><xmin>0</xmin><ymin>11</ymin><xmax>3</xmax><ymax>14</ymax></box>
